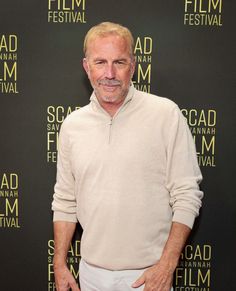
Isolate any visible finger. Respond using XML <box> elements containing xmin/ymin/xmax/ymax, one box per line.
<box><xmin>132</xmin><ymin>274</ymin><xmax>146</xmax><ymax>288</ymax></box>
<box><xmin>69</xmin><ymin>278</ymin><xmax>80</xmax><ymax>291</ymax></box>
<box><xmin>70</xmin><ymin>280</ymin><xmax>80</xmax><ymax>291</ymax></box>
<box><xmin>56</xmin><ymin>281</ymin><xmax>69</xmax><ymax>291</ymax></box>
<box><xmin>71</xmin><ymin>286</ymin><xmax>80</xmax><ymax>291</ymax></box>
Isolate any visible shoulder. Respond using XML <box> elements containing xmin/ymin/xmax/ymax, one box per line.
<box><xmin>134</xmin><ymin>88</ymin><xmax>179</xmax><ymax>114</ymax></box>
<box><xmin>59</xmin><ymin>103</ymin><xmax>91</xmax><ymax>134</ymax></box>
<box><xmin>63</xmin><ymin>104</ymin><xmax>90</xmax><ymax>124</ymax></box>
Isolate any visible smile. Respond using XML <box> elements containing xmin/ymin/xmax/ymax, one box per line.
<box><xmin>101</xmin><ymin>84</ymin><xmax>119</xmax><ymax>92</ymax></box>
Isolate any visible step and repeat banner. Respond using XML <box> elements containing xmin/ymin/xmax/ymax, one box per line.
<box><xmin>0</xmin><ymin>1</ymin><xmax>235</xmax><ymax>290</ymax></box>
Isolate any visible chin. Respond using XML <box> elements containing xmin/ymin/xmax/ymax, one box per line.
<box><xmin>102</xmin><ymin>96</ymin><xmax>118</xmax><ymax>103</ymax></box>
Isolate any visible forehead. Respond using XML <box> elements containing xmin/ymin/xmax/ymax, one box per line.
<box><xmin>86</xmin><ymin>34</ymin><xmax>130</xmax><ymax>58</ymax></box>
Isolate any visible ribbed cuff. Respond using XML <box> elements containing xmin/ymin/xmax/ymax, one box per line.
<box><xmin>53</xmin><ymin>211</ymin><xmax>77</xmax><ymax>223</ymax></box>
<box><xmin>172</xmin><ymin>209</ymin><xmax>196</xmax><ymax>229</ymax></box>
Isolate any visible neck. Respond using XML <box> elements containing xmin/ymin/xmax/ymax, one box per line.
<box><xmin>99</xmin><ymin>99</ymin><xmax>125</xmax><ymax>117</ymax></box>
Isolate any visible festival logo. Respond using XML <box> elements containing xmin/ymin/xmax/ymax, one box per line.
<box><xmin>133</xmin><ymin>36</ymin><xmax>153</xmax><ymax>93</ymax></box>
<box><xmin>184</xmin><ymin>0</ymin><xmax>223</xmax><ymax>26</ymax></box>
<box><xmin>47</xmin><ymin>105</ymin><xmax>80</xmax><ymax>163</ymax></box>
<box><xmin>48</xmin><ymin>0</ymin><xmax>86</xmax><ymax>23</ymax></box>
<box><xmin>181</xmin><ymin>108</ymin><xmax>216</xmax><ymax>167</ymax></box>
<box><xmin>0</xmin><ymin>35</ymin><xmax>18</xmax><ymax>94</ymax></box>
<box><xmin>48</xmin><ymin>239</ymin><xmax>81</xmax><ymax>290</ymax></box>
<box><xmin>175</xmin><ymin>244</ymin><xmax>212</xmax><ymax>291</ymax></box>
<box><xmin>0</xmin><ymin>173</ymin><xmax>20</xmax><ymax>228</ymax></box>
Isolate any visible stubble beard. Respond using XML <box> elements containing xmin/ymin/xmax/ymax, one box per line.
<box><xmin>93</xmin><ymin>80</ymin><xmax>128</xmax><ymax>105</ymax></box>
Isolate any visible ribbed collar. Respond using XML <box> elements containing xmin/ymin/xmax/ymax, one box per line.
<box><xmin>89</xmin><ymin>83</ymin><xmax>135</xmax><ymax>116</ymax></box>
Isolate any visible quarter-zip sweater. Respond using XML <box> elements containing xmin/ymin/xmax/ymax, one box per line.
<box><xmin>52</xmin><ymin>85</ymin><xmax>203</xmax><ymax>270</ymax></box>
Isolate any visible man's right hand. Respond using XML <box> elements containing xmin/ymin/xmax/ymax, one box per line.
<box><xmin>53</xmin><ymin>221</ymin><xmax>78</xmax><ymax>290</ymax></box>
<box><xmin>54</xmin><ymin>265</ymin><xmax>80</xmax><ymax>291</ymax></box>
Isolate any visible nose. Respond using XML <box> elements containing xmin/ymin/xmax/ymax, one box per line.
<box><xmin>104</xmin><ymin>63</ymin><xmax>116</xmax><ymax>79</ymax></box>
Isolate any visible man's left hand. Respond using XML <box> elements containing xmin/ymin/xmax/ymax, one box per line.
<box><xmin>132</xmin><ymin>261</ymin><xmax>173</xmax><ymax>291</ymax></box>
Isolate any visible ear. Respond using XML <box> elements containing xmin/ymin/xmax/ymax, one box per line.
<box><xmin>131</xmin><ymin>57</ymin><xmax>136</xmax><ymax>77</ymax></box>
<box><xmin>83</xmin><ymin>58</ymin><xmax>89</xmax><ymax>75</ymax></box>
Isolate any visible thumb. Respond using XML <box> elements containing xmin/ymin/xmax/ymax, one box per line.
<box><xmin>71</xmin><ymin>285</ymin><xmax>80</xmax><ymax>291</ymax></box>
<box><xmin>132</xmin><ymin>273</ymin><xmax>146</xmax><ymax>288</ymax></box>
<box><xmin>71</xmin><ymin>283</ymin><xmax>80</xmax><ymax>291</ymax></box>
<box><xmin>69</xmin><ymin>279</ymin><xmax>80</xmax><ymax>291</ymax></box>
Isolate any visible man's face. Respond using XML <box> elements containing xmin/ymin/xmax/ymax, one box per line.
<box><xmin>83</xmin><ymin>34</ymin><xmax>135</xmax><ymax>106</ymax></box>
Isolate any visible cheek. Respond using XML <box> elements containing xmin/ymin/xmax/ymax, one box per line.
<box><xmin>122</xmin><ymin>71</ymin><xmax>133</xmax><ymax>83</ymax></box>
<box><xmin>89</xmin><ymin>69</ymin><xmax>103</xmax><ymax>81</ymax></box>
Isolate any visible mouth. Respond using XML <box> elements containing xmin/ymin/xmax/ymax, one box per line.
<box><xmin>98</xmin><ymin>80</ymin><xmax>121</xmax><ymax>92</ymax></box>
<box><xmin>101</xmin><ymin>84</ymin><xmax>119</xmax><ymax>92</ymax></box>
<box><xmin>98</xmin><ymin>79</ymin><xmax>121</xmax><ymax>86</ymax></box>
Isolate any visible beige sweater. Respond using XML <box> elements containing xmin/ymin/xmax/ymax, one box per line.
<box><xmin>52</xmin><ymin>85</ymin><xmax>203</xmax><ymax>270</ymax></box>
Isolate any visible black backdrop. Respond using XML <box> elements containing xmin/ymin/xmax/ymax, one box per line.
<box><xmin>1</xmin><ymin>1</ymin><xmax>235</xmax><ymax>290</ymax></box>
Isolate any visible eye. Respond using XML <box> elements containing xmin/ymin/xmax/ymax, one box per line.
<box><xmin>114</xmin><ymin>60</ymin><xmax>127</xmax><ymax>67</ymax></box>
<box><xmin>94</xmin><ymin>60</ymin><xmax>105</xmax><ymax>66</ymax></box>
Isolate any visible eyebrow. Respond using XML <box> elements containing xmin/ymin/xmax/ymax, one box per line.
<box><xmin>92</xmin><ymin>57</ymin><xmax>129</xmax><ymax>62</ymax></box>
<box><xmin>114</xmin><ymin>58</ymin><xmax>129</xmax><ymax>62</ymax></box>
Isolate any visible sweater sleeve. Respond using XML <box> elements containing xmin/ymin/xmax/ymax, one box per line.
<box><xmin>165</xmin><ymin>105</ymin><xmax>203</xmax><ymax>229</ymax></box>
<box><xmin>51</xmin><ymin>120</ymin><xmax>77</xmax><ymax>223</ymax></box>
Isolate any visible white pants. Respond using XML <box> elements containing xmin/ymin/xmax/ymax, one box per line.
<box><xmin>79</xmin><ymin>259</ymin><xmax>173</xmax><ymax>291</ymax></box>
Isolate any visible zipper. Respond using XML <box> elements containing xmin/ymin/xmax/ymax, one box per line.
<box><xmin>108</xmin><ymin>117</ymin><xmax>113</xmax><ymax>144</ymax></box>
<box><xmin>91</xmin><ymin>84</ymin><xmax>134</xmax><ymax>145</ymax></box>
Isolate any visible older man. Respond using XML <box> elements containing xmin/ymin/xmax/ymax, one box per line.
<box><xmin>52</xmin><ymin>22</ymin><xmax>203</xmax><ymax>291</ymax></box>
